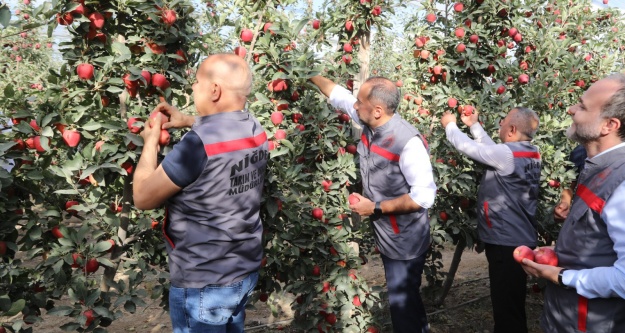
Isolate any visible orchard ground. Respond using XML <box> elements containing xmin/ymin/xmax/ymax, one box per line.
<box><xmin>17</xmin><ymin>245</ymin><xmax>544</xmax><ymax>333</ymax></box>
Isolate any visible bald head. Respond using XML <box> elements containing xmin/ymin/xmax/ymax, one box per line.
<box><xmin>509</xmin><ymin>107</ymin><xmax>539</xmax><ymax>140</ymax></box>
<box><xmin>200</xmin><ymin>53</ymin><xmax>252</xmax><ymax>99</ymax></box>
<box><xmin>364</xmin><ymin>76</ymin><xmax>400</xmax><ymax>115</ymax></box>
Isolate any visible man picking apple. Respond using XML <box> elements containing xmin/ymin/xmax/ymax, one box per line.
<box><xmin>521</xmin><ymin>74</ymin><xmax>625</xmax><ymax>333</ymax></box>
<box><xmin>440</xmin><ymin>107</ymin><xmax>541</xmax><ymax>333</ymax></box>
<box><xmin>310</xmin><ymin>75</ymin><xmax>436</xmax><ymax>333</ymax></box>
<box><xmin>133</xmin><ymin>54</ymin><xmax>268</xmax><ymax>333</ymax></box>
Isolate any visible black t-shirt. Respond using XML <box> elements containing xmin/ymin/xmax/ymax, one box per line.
<box><xmin>569</xmin><ymin>145</ymin><xmax>587</xmax><ymax>176</ymax></box>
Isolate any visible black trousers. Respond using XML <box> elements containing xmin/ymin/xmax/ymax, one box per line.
<box><xmin>485</xmin><ymin>243</ymin><xmax>529</xmax><ymax>333</ymax></box>
<box><xmin>381</xmin><ymin>252</ymin><xmax>430</xmax><ymax>333</ymax></box>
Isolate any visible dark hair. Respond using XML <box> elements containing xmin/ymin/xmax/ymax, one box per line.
<box><xmin>601</xmin><ymin>73</ymin><xmax>625</xmax><ymax>140</ymax></box>
<box><xmin>365</xmin><ymin>76</ymin><xmax>400</xmax><ymax>115</ymax></box>
<box><xmin>510</xmin><ymin>107</ymin><xmax>539</xmax><ymax>139</ymax></box>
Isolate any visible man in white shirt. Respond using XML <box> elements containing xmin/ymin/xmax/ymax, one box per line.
<box><xmin>441</xmin><ymin>107</ymin><xmax>541</xmax><ymax>333</ymax></box>
<box><xmin>521</xmin><ymin>74</ymin><xmax>625</xmax><ymax>333</ymax></box>
<box><xmin>310</xmin><ymin>75</ymin><xmax>436</xmax><ymax>333</ymax></box>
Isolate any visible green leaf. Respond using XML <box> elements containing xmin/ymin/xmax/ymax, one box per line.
<box><xmin>47</xmin><ymin>306</ymin><xmax>74</xmax><ymax>316</ymax></box>
<box><xmin>0</xmin><ymin>6</ymin><xmax>10</xmax><ymax>28</ymax></box>
<box><xmin>2</xmin><ymin>299</ymin><xmax>25</xmax><ymax>317</ymax></box>
<box><xmin>54</xmin><ymin>189</ymin><xmax>80</xmax><ymax>195</ymax></box>
<box><xmin>3</xmin><ymin>83</ymin><xmax>14</xmax><ymax>98</ymax></box>
<box><xmin>93</xmin><ymin>241</ymin><xmax>112</xmax><ymax>253</ymax></box>
<box><xmin>82</xmin><ymin>121</ymin><xmax>103</xmax><ymax>131</ymax></box>
<box><xmin>106</xmin><ymin>86</ymin><xmax>124</xmax><ymax>93</ymax></box>
<box><xmin>112</xmin><ymin>42</ymin><xmax>132</xmax><ymax>62</ymax></box>
<box><xmin>124</xmin><ymin>300</ymin><xmax>136</xmax><ymax>313</ymax></box>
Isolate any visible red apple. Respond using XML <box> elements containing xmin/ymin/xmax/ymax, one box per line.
<box><xmin>456</xmin><ymin>43</ymin><xmax>466</xmax><ymax>52</ymax></box>
<box><xmin>51</xmin><ymin>226</ymin><xmax>63</xmax><ymax>239</ymax></box>
<box><xmin>348</xmin><ymin>194</ymin><xmax>360</xmax><ymax>205</ymax></box>
<box><xmin>267</xmin><ymin>79</ymin><xmax>288</xmax><ymax>92</ymax></box>
<box><xmin>76</xmin><ymin>63</ymin><xmax>94</xmax><ymax>80</ymax></box>
<box><xmin>88</xmin><ymin>12</ymin><xmax>105</xmax><ymax>29</ymax></box>
<box><xmin>342</xmin><ymin>54</ymin><xmax>352</xmax><ymax>64</ymax></box>
<box><xmin>259</xmin><ymin>293</ymin><xmax>269</xmax><ymax>302</ymax></box>
<box><xmin>127</xmin><ymin>117</ymin><xmax>142</xmax><ymax>133</ymax></box>
<box><xmin>548</xmin><ymin>180</ymin><xmax>560</xmax><ymax>188</ymax></box>
<box><xmin>518</xmin><ymin>74</ymin><xmax>530</xmax><ymax>84</ymax></box>
<box><xmin>312</xmin><ymin>265</ymin><xmax>321</xmax><ymax>276</ymax></box>
<box><xmin>312</xmin><ymin>207</ymin><xmax>324</xmax><ymax>220</ymax></box>
<box><xmin>346</xmin><ymin>144</ymin><xmax>357</xmax><ymax>154</ymax></box>
<box><xmin>29</xmin><ymin>119</ymin><xmax>40</xmax><ymax>131</ymax></box>
<box><xmin>66</xmin><ymin>201</ymin><xmax>79</xmax><ymax>214</ymax></box>
<box><xmin>270</xmin><ymin>111</ymin><xmax>283</xmax><ymax>125</ymax></box>
<box><xmin>453</xmin><ymin>2</ymin><xmax>464</xmax><ymax>12</ymax></box>
<box><xmin>140</xmin><ymin>70</ymin><xmax>152</xmax><ymax>85</ymax></box>
<box><xmin>371</xmin><ymin>5</ymin><xmax>381</xmax><ymax>16</ymax></box>
<box><xmin>71</xmin><ymin>253</ymin><xmax>83</xmax><ymax>268</ymax></box>
<box><xmin>496</xmin><ymin>85</ymin><xmax>506</xmax><ymax>94</ymax></box>
<box><xmin>312</xmin><ymin>19</ymin><xmax>320</xmax><ymax>29</ymax></box>
<box><xmin>240</xmin><ymin>29</ymin><xmax>253</xmax><ymax>42</ymax></box>
<box><xmin>455</xmin><ymin>27</ymin><xmax>465</xmax><ymax>38</ymax></box>
<box><xmin>325</xmin><ymin>313</ymin><xmax>337</xmax><ymax>325</ymax></box>
<box><xmin>321</xmin><ymin>180</ymin><xmax>332</xmax><ymax>192</ymax></box>
<box><xmin>439</xmin><ymin>211</ymin><xmax>449</xmax><ymax>221</ymax></box>
<box><xmin>234</xmin><ymin>46</ymin><xmax>246</xmax><ymax>58</ymax></box>
<box><xmin>469</xmin><ymin>34</ymin><xmax>479</xmax><ymax>43</ymax></box>
<box><xmin>343</xmin><ymin>43</ymin><xmax>353</xmax><ymax>53</ymax></box>
<box><xmin>447</xmin><ymin>97</ymin><xmax>457</xmax><ymax>108</ymax></box>
<box><xmin>159</xmin><ymin>130</ymin><xmax>170</xmax><ymax>146</ymax></box>
<box><xmin>151</xmin><ymin>73</ymin><xmax>170</xmax><ymax>90</ymax></box>
<box><xmin>534</xmin><ymin>247</ymin><xmax>558</xmax><ymax>266</ymax></box>
<box><xmin>57</xmin><ymin>12</ymin><xmax>73</xmax><ymax>25</ymax></box>
<box><xmin>508</xmin><ymin>27</ymin><xmax>518</xmax><ymax>37</ymax></box>
<box><xmin>345</xmin><ymin>20</ymin><xmax>354</xmax><ymax>31</ymax></box>
<box><xmin>62</xmin><ymin>129</ymin><xmax>81</xmax><ymax>147</ymax></box>
<box><xmin>83</xmin><ymin>309</ymin><xmax>94</xmax><ymax>327</ymax></box>
<box><xmin>352</xmin><ymin>295</ymin><xmax>362</xmax><ymax>306</ymax></box>
<box><xmin>513</xmin><ymin>245</ymin><xmax>535</xmax><ymax>263</ymax></box>
<box><xmin>425</xmin><ymin>13</ymin><xmax>436</xmax><ymax>23</ymax></box>
<box><xmin>32</xmin><ymin>136</ymin><xmax>45</xmax><ymax>152</ymax></box>
<box><xmin>83</xmin><ymin>258</ymin><xmax>99</xmax><ymax>274</ymax></box>
<box><xmin>162</xmin><ymin>9</ymin><xmax>177</xmax><ymax>25</ymax></box>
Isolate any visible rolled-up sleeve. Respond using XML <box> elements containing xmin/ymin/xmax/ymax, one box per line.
<box><xmin>400</xmin><ymin>136</ymin><xmax>437</xmax><ymax>208</ymax></box>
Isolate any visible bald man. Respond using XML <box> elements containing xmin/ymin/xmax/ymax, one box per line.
<box><xmin>134</xmin><ymin>54</ymin><xmax>268</xmax><ymax>333</ymax></box>
<box><xmin>441</xmin><ymin>108</ymin><xmax>541</xmax><ymax>333</ymax></box>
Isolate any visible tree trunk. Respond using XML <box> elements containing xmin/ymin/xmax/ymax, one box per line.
<box><xmin>100</xmin><ymin>175</ymin><xmax>132</xmax><ymax>292</ymax></box>
<box><xmin>434</xmin><ymin>237</ymin><xmax>466</xmax><ymax>306</ymax></box>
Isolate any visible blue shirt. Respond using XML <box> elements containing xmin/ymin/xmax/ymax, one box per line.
<box><xmin>162</xmin><ymin>131</ymin><xmax>207</xmax><ymax>188</ymax></box>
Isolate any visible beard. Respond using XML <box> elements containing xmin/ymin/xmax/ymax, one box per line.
<box><xmin>566</xmin><ymin>121</ymin><xmax>601</xmax><ymax>144</ymax></box>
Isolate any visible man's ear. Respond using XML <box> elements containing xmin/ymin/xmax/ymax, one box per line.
<box><xmin>374</xmin><ymin>105</ymin><xmax>384</xmax><ymax>119</ymax></box>
<box><xmin>210</xmin><ymin>82</ymin><xmax>221</xmax><ymax>102</ymax></box>
<box><xmin>602</xmin><ymin>117</ymin><xmax>621</xmax><ymax>135</ymax></box>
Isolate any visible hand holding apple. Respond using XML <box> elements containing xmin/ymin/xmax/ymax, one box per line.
<box><xmin>154</xmin><ymin>102</ymin><xmax>195</xmax><ymax>129</ymax></box>
<box><xmin>519</xmin><ymin>258</ymin><xmax>564</xmax><ymax>285</ymax></box>
<box><xmin>348</xmin><ymin>193</ymin><xmax>375</xmax><ymax>216</ymax></box>
<box><xmin>140</xmin><ymin>114</ymin><xmax>162</xmax><ymax>148</ymax></box>
<box><xmin>440</xmin><ymin>111</ymin><xmax>457</xmax><ymax>128</ymax></box>
<box><xmin>460</xmin><ymin>110</ymin><xmax>479</xmax><ymax>127</ymax></box>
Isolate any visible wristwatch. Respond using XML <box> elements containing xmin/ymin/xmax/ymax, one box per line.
<box><xmin>557</xmin><ymin>268</ymin><xmax>569</xmax><ymax>288</ymax></box>
<box><xmin>373</xmin><ymin>202</ymin><xmax>383</xmax><ymax>218</ymax></box>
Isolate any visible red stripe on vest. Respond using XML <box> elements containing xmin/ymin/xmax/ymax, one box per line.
<box><xmin>162</xmin><ymin>208</ymin><xmax>175</xmax><ymax>249</ymax></box>
<box><xmin>371</xmin><ymin>145</ymin><xmax>401</xmax><ymax>162</ymax></box>
<box><xmin>484</xmin><ymin>201</ymin><xmax>492</xmax><ymax>228</ymax></box>
<box><xmin>389</xmin><ymin>215</ymin><xmax>400</xmax><ymax>234</ymax></box>
<box><xmin>204</xmin><ymin>132</ymin><xmax>267</xmax><ymax>156</ymax></box>
<box><xmin>512</xmin><ymin>151</ymin><xmax>541</xmax><ymax>159</ymax></box>
<box><xmin>361</xmin><ymin>134</ymin><xmax>369</xmax><ymax>147</ymax></box>
<box><xmin>578</xmin><ymin>295</ymin><xmax>588</xmax><ymax>332</ymax></box>
<box><xmin>576</xmin><ymin>184</ymin><xmax>606</xmax><ymax>214</ymax></box>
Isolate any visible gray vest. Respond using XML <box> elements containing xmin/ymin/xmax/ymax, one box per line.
<box><xmin>476</xmin><ymin>141</ymin><xmax>540</xmax><ymax>247</ymax></box>
<box><xmin>164</xmin><ymin>111</ymin><xmax>268</xmax><ymax>288</ymax></box>
<box><xmin>542</xmin><ymin>146</ymin><xmax>625</xmax><ymax>333</ymax></box>
<box><xmin>357</xmin><ymin>114</ymin><xmax>431</xmax><ymax>260</ymax></box>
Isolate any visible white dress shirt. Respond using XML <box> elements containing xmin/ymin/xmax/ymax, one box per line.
<box><xmin>444</xmin><ymin>122</ymin><xmax>515</xmax><ymax>175</ymax></box>
<box><xmin>328</xmin><ymin>86</ymin><xmax>437</xmax><ymax>208</ymax></box>
<box><xmin>563</xmin><ymin>142</ymin><xmax>625</xmax><ymax>299</ymax></box>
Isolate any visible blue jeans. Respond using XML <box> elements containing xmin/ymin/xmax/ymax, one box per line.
<box><xmin>381</xmin><ymin>252</ymin><xmax>430</xmax><ymax>333</ymax></box>
<box><xmin>169</xmin><ymin>271</ymin><xmax>258</xmax><ymax>333</ymax></box>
